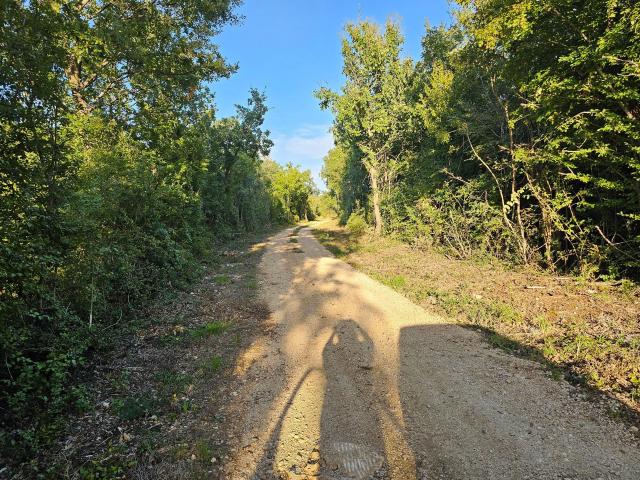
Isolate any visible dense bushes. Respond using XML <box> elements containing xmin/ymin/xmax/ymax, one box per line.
<box><xmin>319</xmin><ymin>0</ymin><xmax>640</xmax><ymax>279</ymax></box>
<box><xmin>267</xmin><ymin>161</ymin><xmax>317</xmax><ymax>223</ymax></box>
<box><xmin>346</xmin><ymin>212</ymin><xmax>368</xmax><ymax>237</ymax></box>
<box><xmin>0</xmin><ymin>0</ymin><xmax>314</xmax><ymax>461</ymax></box>
<box><xmin>388</xmin><ymin>182</ymin><xmax>516</xmax><ymax>260</ymax></box>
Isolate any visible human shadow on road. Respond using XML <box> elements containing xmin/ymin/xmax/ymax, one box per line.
<box><xmin>318</xmin><ymin>320</ymin><xmax>385</xmax><ymax>479</ymax></box>
<box><xmin>248</xmin><ymin>319</ymin><xmax>390</xmax><ymax>479</ymax></box>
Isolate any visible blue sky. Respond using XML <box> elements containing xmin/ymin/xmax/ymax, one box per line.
<box><xmin>212</xmin><ymin>0</ymin><xmax>453</xmax><ymax>188</ymax></box>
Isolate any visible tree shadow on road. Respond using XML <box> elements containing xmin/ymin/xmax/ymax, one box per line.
<box><xmin>397</xmin><ymin>324</ymin><xmax>640</xmax><ymax>479</ymax></box>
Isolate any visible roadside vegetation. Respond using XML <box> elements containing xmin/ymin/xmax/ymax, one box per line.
<box><xmin>317</xmin><ymin>1</ymin><xmax>640</xmax><ymax>280</ymax></box>
<box><xmin>0</xmin><ymin>0</ymin><xmax>315</xmax><ymax>467</ymax></box>
<box><xmin>2</xmin><ymin>0</ymin><xmax>639</xmax><ymax>473</ymax></box>
<box><xmin>313</xmin><ymin>220</ymin><xmax>640</xmax><ymax>418</ymax></box>
<box><xmin>17</xmin><ymin>232</ymin><xmax>271</xmax><ymax>478</ymax></box>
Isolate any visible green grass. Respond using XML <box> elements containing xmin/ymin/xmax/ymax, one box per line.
<box><xmin>288</xmin><ymin>237</ymin><xmax>299</xmax><ymax>243</ymax></box>
<box><xmin>534</xmin><ymin>315</ymin><xmax>551</xmax><ymax>333</ymax></box>
<box><xmin>137</xmin><ymin>431</ymin><xmax>160</xmax><ymax>455</ymax></box>
<box><xmin>155</xmin><ymin>320</ymin><xmax>229</xmax><ymax>345</ymax></box>
<box><xmin>212</xmin><ymin>274</ymin><xmax>232</xmax><ymax>285</ymax></box>
<box><xmin>156</xmin><ymin>333</ymin><xmax>184</xmax><ymax>346</ymax></box>
<box><xmin>153</xmin><ymin>369</ymin><xmax>194</xmax><ymax>414</ymax></box>
<box><xmin>154</xmin><ymin>369</ymin><xmax>193</xmax><ymax>396</ymax></box>
<box><xmin>109</xmin><ymin>370</ymin><xmax>132</xmax><ymax>392</ymax></box>
<box><xmin>372</xmin><ymin>272</ymin><xmax>406</xmax><ymax>289</ymax></box>
<box><xmin>171</xmin><ymin>443</ymin><xmax>191</xmax><ymax>461</ymax></box>
<box><xmin>190</xmin><ymin>320</ymin><xmax>229</xmax><ymax>339</ymax></box>
<box><xmin>200</xmin><ymin>355</ymin><xmax>223</xmax><ymax>376</ymax></box>
<box><xmin>311</xmin><ymin>228</ymin><xmax>348</xmax><ymax>256</ymax></box>
<box><xmin>194</xmin><ymin>439</ymin><xmax>217</xmax><ymax>464</ymax></box>
<box><xmin>113</xmin><ymin>395</ymin><xmax>157</xmax><ymax>421</ymax></box>
<box><xmin>368</xmin><ymin>270</ymin><xmax>521</xmax><ymax>328</ymax></box>
<box><xmin>78</xmin><ymin>444</ymin><xmax>135</xmax><ymax>479</ymax></box>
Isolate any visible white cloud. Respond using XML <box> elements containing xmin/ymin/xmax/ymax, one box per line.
<box><xmin>281</xmin><ymin>132</ymin><xmax>334</xmax><ymax>158</ymax></box>
<box><xmin>270</xmin><ymin>124</ymin><xmax>334</xmax><ymax>189</ymax></box>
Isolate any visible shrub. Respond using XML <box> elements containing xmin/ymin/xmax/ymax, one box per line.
<box><xmin>388</xmin><ymin>181</ymin><xmax>519</xmax><ymax>261</ymax></box>
<box><xmin>346</xmin><ymin>212</ymin><xmax>368</xmax><ymax>236</ymax></box>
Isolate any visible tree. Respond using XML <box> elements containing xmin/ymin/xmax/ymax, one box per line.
<box><xmin>316</xmin><ymin>20</ymin><xmax>414</xmax><ymax>235</ymax></box>
<box><xmin>321</xmin><ymin>145</ymin><xmax>369</xmax><ymax>223</ymax></box>
<box><xmin>0</xmin><ymin>0</ymin><xmax>287</xmax><ymax>462</ymax></box>
<box><xmin>205</xmin><ymin>89</ymin><xmax>273</xmax><ymax>225</ymax></box>
<box><xmin>319</xmin><ymin>3</ymin><xmax>639</xmax><ymax>277</ymax></box>
<box><xmin>56</xmin><ymin>0</ymin><xmax>240</xmax><ymax>114</ymax></box>
<box><xmin>213</xmin><ymin>89</ymin><xmax>273</xmax><ymax>189</ymax></box>
<box><xmin>270</xmin><ymin>163</ymin><xmax>316</xmax><ymax>222</ymax></box>
<box><xmin>457</xmin><ymin>0</ymin><xmax>640</xmax><ymax>273</ymax></box>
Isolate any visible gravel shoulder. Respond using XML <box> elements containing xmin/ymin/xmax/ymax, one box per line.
<box><xmin>223</xmin><ymin>226</ymin><xmax>640</xmax><ymax>480</ymax></box>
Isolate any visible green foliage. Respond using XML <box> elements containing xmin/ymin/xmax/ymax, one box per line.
<box><xmin>0</xmin><ymin>0</ymin><xmax>294</xmax><ymax>464</ymax></box>
<box><xmin>195</xmin><ymin>439</ymin><xmax>216</xmax><ymax>464</ymax></box>
<box><xmin>321</xmin><ymin>5</ymin><xmax>640</xmax><ymax>277</ymax></box>
<box><xmin>190</xmin><ymin>321</ymin><xmax>229</xmax><ymax>339</ymax></box>
<box><xmin>317</xmin><ymin>20</ymin><xmax>415</xmax><ymax>234</ymax></box>
<box><xmin>202</xmin><ymin>89</ymin><xmax>275</xmax><ymax>232</ymax></box>
<box><xmin>388</xmin><ymin>182</ymin><xmax>517</xmax><ymax>260</ymax></box>
<box><xmin>200</xmin><ymin>355</ymin><xmax>224</xmax><ymax>376</ymax></box>
<box><xmin>371</xmin><ymin>272</ymin><xmax>407</xmax><ymax>289</ymax></box>
<box><xmin>266</xmin><ymin>161</ymin><xmax>317</xmax><ymax>222</ymax></box>
<box><xmin>346</xmin><ymin>212</ymin><xmax>368</xmax><ymax>237</ymax></box>
<box><xmin>321</xmin><ymin>145</ymin><xmax>369</xmax><ymax>223</ymax></box>
<box><xmin>78</xmin><ymin>444</ymin><xmax>136</xmax><ymax>480</ymax></box>
<box><xmin>113</xmin><ymin>396</ymin><xmax>157</xmax><ymax>421</ymax></box>
<box><xmin>154</xmin><ymin>369</ymin><xmax>193</xmax><ymax>404</ymax></box>
<box><xmin>213</xmin><ymin>274</ymin><xmax>232</xmax><ymax>285</ymax></box>
<box><xmin>310</xmin><ymin>192</ymin><xmax>338</xmax><ymax>218</ymax></box>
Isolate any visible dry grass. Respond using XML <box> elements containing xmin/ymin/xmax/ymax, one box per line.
<box><xmin>312</xmin><ymin>220</ymin><xmax>640</xmax><ymax>417</ymax></box>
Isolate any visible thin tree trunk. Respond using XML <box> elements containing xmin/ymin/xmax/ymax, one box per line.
<box><xmin>524</xmin><ymin>170</ymin><xmax>555</xmax><ymax>269</ymax></box>
<box><xmin>370</xmin><ymin>169</ymin><xmax>383</xmax><ymax>235</ymax></box>
<box><xmin>540</xmin><ymin>205</ymin><xmax>554</xmax><ymax>268</ymax></box>
<box><xmin>466</xmin><ymin>131</ymin><xmax>530</xmax><ymax>263</ymax></box>
<box><xmin>504</xmin><ymin>104</ymin><xmax>529</xmax><ymax>264</ymax></box>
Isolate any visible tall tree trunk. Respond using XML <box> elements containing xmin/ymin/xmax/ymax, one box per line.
<box><xmin>66</xmin><ymin>56</ymin><xmax>91</xmax><ymax>113</ymax></box>
<box><xmin>370</xmin><ymin>168</ymin><xmax>383</xmax><ymax>235</ymax></box>
<box><xmin>505</xmin><ymin>104</ymin><xmax>529</xmax><ymax>264</ymax></box>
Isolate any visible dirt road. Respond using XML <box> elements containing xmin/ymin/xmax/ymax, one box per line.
<box><xmin>223</xmin><ymin>226</ymin><xmax>640</xmax><ymax>479</ymax></box>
